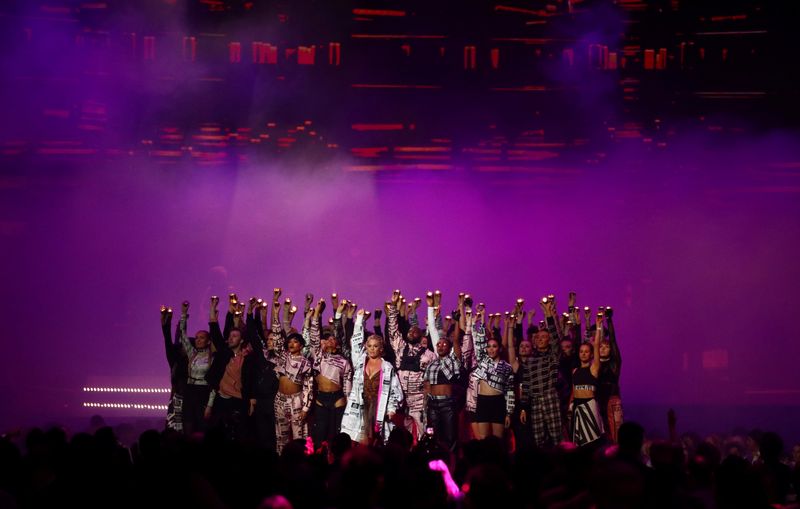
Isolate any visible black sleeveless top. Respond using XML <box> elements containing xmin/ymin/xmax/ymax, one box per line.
<box><xmin>572</xmin><ymin>366</ymin><xmax>597</xmax><ymax>393</ymax></box>
<box><xmin>399</xmin><ymin>345</ymin><xmax>424</xmax><ymax>372</ymax></box>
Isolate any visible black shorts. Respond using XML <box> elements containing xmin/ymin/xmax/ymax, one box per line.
<box><xmin>475</xmin><ymin>394</ymin><xmax>506</xmax><ymax>424</ymax></box>
<box><xmin>316</xmin><ymin>390</ymin><xmax>345</xmax><ymax>408</ymax></box>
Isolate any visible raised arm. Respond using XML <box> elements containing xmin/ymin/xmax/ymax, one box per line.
<box><xmin>426</xmin><ymin>294</ymin><xmax>440</xmax><ymax>345</ymax></box>
<box><xmin>282</xmin><ymin>297</ymin><xmax>297</xmax><ymax>334</ymax></box>
<box><xmin>246</xmin><ymin>307</ymin><xmax>266</xmax><ymax>360</ymax></box>
<box><xmin>161</xmin><ymin>306</ymin><xmax>177</xmax><ymax>367</ymax></box>
<box><xmin>179</xmin><ymin>300</ymin><xmax>196</xmax><ymax>356</ymax></box>
<box><xmin>373</xmin><ymin>308</ymin><xmax>383</xmax><ymax>337</ymax></box>
<box><xmin>408</xmin><ymin>298</ymin><xmax>420</xmax><ymax>329</ymax></box>
<box><xmin>387</xmin><ymin>291</ymin><xmax>405</xmax><ymax>368</ymax></box>
<box><xmin>208</xmin><ymin>296</ymin><xmax>226</xmax><ymax>352</ymax></box>
<box><xmin>461</xmin><ymin>317</ymin><xmax>476</xmax><ymax>370</ymax></box>
<box><xmin>223</xmin><ymin>293</ymin><xmax>238</xmax><ymax>339</ymax></box>
<box><xmin>514</xmin><ymin>298</ymin><xmax>525</xmax><ymax>344</ymax></box>
<box><xmin>506</xmin><ymin>313</ymin><xmax>519</xmax><ymax>372</ymax></box>
<box><xmin>271</xmin><ymin>291</ymin><xmax>286</xmax><ymax>356</ymax></box>
<box><xmin>350</xmin><ymin>309</ymin><xmax>367</xmax><ymax>365</ymax></box>
<box><xmin>307</xmin><ymin>299</ymin><xmax>325</xmax><ymax>360</ymax></box>
<box><xmin>542</xmin><ymin>298</ymin><xmax>561</xmax><ymax>361</ymax></box>
<box><xmin>591</xmin><ymin>314</ymin><xmax>602</xmax><ymax>377</ymax></box>
<box><xmin>473</xmin><ymin>315</ymin><xmax>488</xmax><ymax>363</ymax></box>
<box><xmin>606</xmin><ymin>307</ymin><xmax>621</xmax><ymax>376</ymax></box>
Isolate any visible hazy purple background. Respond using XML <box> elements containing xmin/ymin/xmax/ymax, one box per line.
<box><xmin>2</xmin><ymin>0</ymin><xmax>800</xmax><ymax>438</ymax></box>
<box><xmin>2</xmin><ymin>134</ymin><xmax>800</xmax><ymax>433</ymax></box>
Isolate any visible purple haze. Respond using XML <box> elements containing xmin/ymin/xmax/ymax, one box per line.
<box><xmin>2</xmin><ymin>135</ymin><xmax>800</xmax><ymax>435</ymax></box>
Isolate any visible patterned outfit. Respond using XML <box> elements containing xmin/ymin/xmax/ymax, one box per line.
<box><xmin>178</xmin><ymin>315</ymin><xmax>214</xmax><ymax>436</ymax></box>
<box><xmin>341</xmin><ymin>314</ymin><xmax>404</xmax><ymax>444</ymax></box>
<box><xmin>461</xmin><ymin>323</ymin><xmax>479</xmax><ymax>418</ymax></box>
<box><xmin>389</xmin><ymin>306</ymin><xmax>436</xmax><ymax>439</ymax></box>
<box><xmin>162</xmin><ymin>319</ymin><xmax>185</xmax><ymax>432</ymax></box>
<box><xmin>268</xmin><ymin>317</ymin><xmax>313</xmax><ymax>454</ymax></box>
<box><xmin>524</xmin><ymin>316</ymin><xmax>563</xmax><ymax>447</ymax></box>
<box><xmin>472</xmin><ymin>322</ymin><xmax>515</xmax><ymax>423</ymax></box>
<box><xmin>423</xmin><ymin>306</ymin><xmax>461</xmax><ymax>449</ymax></box>
<box><xmin>571</xmin><ymin>365</ymin><xmax>604</xmax><ymax>446</ymax></box>
<box><xmin>305</xmin><ymin>316</ymin><xmax>353</xmax><ymax>447</ymax></box>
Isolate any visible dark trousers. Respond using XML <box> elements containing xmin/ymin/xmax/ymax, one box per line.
<box><xmin>513</xmin><ymin>403</ymin><xmax>534</xmax><ymax>451</ymax></box>
<box><xmin>183</xmin><ymin>384</ymin><xmax>211</xmax><ymax>436</ymax></box>
<box><xmin>252</xmin><ymin>397</ymin><xmax>277</xmax><ymax>451</ymax></box>
<box><xmin>427</xmin><ymin>396</ymin><xmax>457</xmax><ymax>451</ymax></box>
<box><xmin>312</xmin><ymin>390</ymin><xmax>345</xmax><ymax>448</ymax></box>
<box><xmin>211</xmin><ymin>395</ymin><xmax>247</xmax><ymax>442</ymax></box>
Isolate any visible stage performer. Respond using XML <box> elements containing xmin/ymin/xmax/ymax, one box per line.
<box><xmin>207</xmin><ymin>295</ymin><xmax>253</xmax><ymax>442</ymax></box>
<box><xmin>423</xmin><ymin>292</ymin><xmax>462</xmax><ymax>451</ymax></box>
<box><xmin>522</xmin><ymin>297</ymin><xmax>563</xmax><ymax>447</ymax></box>
<box><xmin>388</xmin><ymin>290</ymin><xmax>436</xmax><ymax>440</ymax></box>
<box><xmin>472</xmin><ymin>306</ymin><xmax>514</xmax><ymax>439</ymax></box>
<box><xmin>305</xmin><ymin>297</ymin><xmax>353</xmax><ymax>448</ymax></box>
<box><xmin>341</xmin><ymin>309</ymin><xmax>403</xmax><ymax>445</ymax></box>
<box><xmin>244</xmin><ymin>297</ymin><xmax>280</xmax><ymax>451</ymax></box>
<box><xmin>597</xmin><ymin>306</ymin><xmax>623</xmax><ymax>442</ymax></box>
<box><xmin>177</xmin><ymin>300</ymin><xmax>214</xmax><ymax>436</ymax></box>
<box><xmin>267</xmin><ymin>289</ymin><xmax>314</xmax><ymax>454</ymax></box>
<box><xmin>160</xmin><ymin>305</ymin><xmax>186</xmax><ymax>432</ymax></box>
<box><xmin>570</xmin><ymin>314</ymin><xmax>605</xmax><ymax>446</ymax></box>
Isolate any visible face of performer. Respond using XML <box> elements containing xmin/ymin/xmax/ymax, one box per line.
<box><xmin>579</xmin><ymin>343</ymin><xmax>593</xmax><ymax>364</ymax></box>
<box><xmin>407</xmin><ymin>326</ymin><xmax>422</xmax><ymax>344</ymax></box>
<box><xmin>227</xmin><ymin>329</ymin><xmax>243</xmax><ymax>349</ymax></box>
<box><xmin>599</xmin><ymin>341</ymin><xmax>611</xmax><ymax>359</ymax></box>
<box><xmin>287</xmin><ymin>337</ymin><xmax>303</xmax><ymax>355</ymax></box>
<box><xmin>486</xmin><ymin>338</ymin><xmax>500</xmax><ymax>360</ymax></box>
<box><xmin>195</xmin><ymin>330</ymin><xmax>210</xmax><ymax>349</ymax></box>
<box><xmin>560</xmin><ymin>339</ymin><xmax>574</xmax><ymax>357</ymax></box>
<box><xmin>436</xmin><ymin>338</ymin><xmax>452</xmax><ymax>357</ymax></box>
<box><xmin>534</xmin><ymin>330</ymin><xmax>550</xmax><ymax>351</ymax></box>
<box><xmin>518</xmin><ymin>339</ymin><xmax>533</xmax><ymax>357</ymax></box>
<box><xmin>321</xmin><ymin>334</ymin><xmax>338</xmax><ymax>353</ymax></box>
<box><xmin>420</xmin><ymin>335</ymin><xmax>429</xmax><ymax>349</ymax></box>
<box><xmin>366</xmin><ymin>337</ymin><xmax>383</xmax><ymax>359</ymax></box>
<box><xmin>267</xmin><ymin>333</ymin><xmax>278</xmax><ymax>351</ymax></box>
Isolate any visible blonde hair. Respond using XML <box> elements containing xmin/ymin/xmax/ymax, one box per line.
<box><xmin>366</xmin><ymin>334</ymin><xmax>385</xmax><ymax>354</ymax></box>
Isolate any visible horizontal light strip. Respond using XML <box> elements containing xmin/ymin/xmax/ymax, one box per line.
<box><xmin>83</xmin><ymin>387</ymin><xmax>171</xmax><ymax>393</ymax></box>
<box><xmin>83</xmin><ymin>402</ymin><xmax>168</xmax><ymax>410</ymax></box>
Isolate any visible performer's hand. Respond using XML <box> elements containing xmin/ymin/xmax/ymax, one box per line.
<box><xmin>204</xmin><ymin>406</ymin><xmax>212</xmax><ymax>420</ymax></box>
<box><xmin>520</xmin><ymin>409</ymin><xmax>527</xmax><ymax>424</ymax></box>
<box><xmin>504</xmin><ymin>415</ymin><xmax>511</xmax><ymax>429</ymax></box>
<box><xmin>299</xmin><ymin>411</ymin><xmax>307</xmax><ymax>423</ymax></box>
<box><xmin>249</xmin><ymin>399</ymin><xmax>256</xmax><ymax>416</ymax></box>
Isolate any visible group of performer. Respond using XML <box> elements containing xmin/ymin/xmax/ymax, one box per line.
<box><xmin>159</xmin><ymin>289</ymin><xmax>622</xmax><ymax>453</ymax></box>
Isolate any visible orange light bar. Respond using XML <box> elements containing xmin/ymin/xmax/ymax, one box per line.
<box><xmin>352</xmin><ymin>8</ymin><xmax>406</xmax><ymax>16</ymax></box>
<box><xmin>351</xmin><ymin>123</ymin><xmax>404</xmax><ymax>131</ymax></box>
<box><xmin>394</xmin><ymin>146</ymin><xmax>451</xmax><ymax>153</ymax></box>
<box><xmin>351</xmin><ymin>84</ymin><xmax>442</xmax><ymax>89</ymax></box>
<box><xmin>351</xmin><ymin>34</ymin><xmax>446</xmax><ymax>40</ymax></box>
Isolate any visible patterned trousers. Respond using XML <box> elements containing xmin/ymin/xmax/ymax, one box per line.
<box><xmin>274</xmin><ymin>391</ymin><xmax>308</xmax><ymax>454</ymax></box>
<box><xmin>403</xmin><ymin>389</ymin><xmax>426</xmax><ymax>440</ymax></box>
<box><xmin>606</xmin><ymin>396</ymin><xmax>623</xmax><ymax>443</ymax></box>
<box><xmin>399</xmin><ymin>372</ymin><xmax>426</xmax><ymax>440</ymax></box>
<box><xmin>166</xmin><ymin>393</ymin><xmax>183</xmax><ymax>432</ymax></box>
<box><xmin>530</xmin><ymin>390</ymin><xmax>562</xmax><ymax>447</ymax></box>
